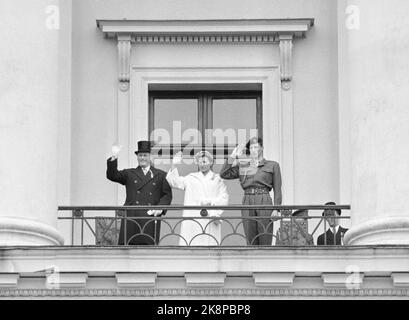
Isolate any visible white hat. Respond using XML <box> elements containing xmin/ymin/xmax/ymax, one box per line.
<box><xmin>194</xmin><ymin>150</ymin><xmax>214</xmax><ymax>164</ymax></box>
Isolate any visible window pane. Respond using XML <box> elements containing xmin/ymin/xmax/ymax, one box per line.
<box><xmin>152</xmin><ymin>99</ymin><xmax>199</xmax><ymax>145</ymax></box>
<box><xmin>212</xmin><ymin>99</ymin><xmax>259</xmax><ymax>145</ymax></box>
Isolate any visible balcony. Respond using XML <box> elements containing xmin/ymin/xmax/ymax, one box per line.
<box><xmin>57</xmin><ymin>205</ymin><xmax>351</xmax><ymax>247</ymax></box>
<box><xmin>1</xmin><ymin>205</ymin><xmax>409</xmax><ymax>299</ymax></box>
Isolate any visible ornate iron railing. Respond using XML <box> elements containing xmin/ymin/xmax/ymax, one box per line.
<box><xmin>58</xmin><ymin>205</ymin><xmax>350</xmax><ymax>246</ymax></box>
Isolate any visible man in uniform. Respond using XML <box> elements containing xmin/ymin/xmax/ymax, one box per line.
<box><xmin>220</xmin><ymin>137</ymin><xmax>282</xmax><ymax>245</ymax></box>
<box><xmin>106</xmin><ymin>141</ymin><xmax>172</xmax><ymax>245</ymax></box>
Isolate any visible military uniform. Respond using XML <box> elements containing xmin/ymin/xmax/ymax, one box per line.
<box><xmin>220</xmin><ymin>157</ymin><xmax>282</xmax><ymax>245</ymax></box>
<box><xmin>106</xmin><ymin>158</ymin><xmax>172</xmax><ymax>245</ymax></box>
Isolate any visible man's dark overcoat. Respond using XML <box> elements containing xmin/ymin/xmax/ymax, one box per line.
<box><xmin>106</xmin><ymin>158</ymin><xmax>172</xmax><ymax>245</ymax></box>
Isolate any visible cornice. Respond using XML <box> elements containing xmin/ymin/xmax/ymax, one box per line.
<box><xmin>96</xmin><ymin>19</ymin><xmax>314</xmax><ymax>40</ymax></box>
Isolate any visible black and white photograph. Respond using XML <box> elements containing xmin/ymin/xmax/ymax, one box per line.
<box><xmin>0</xmin><ymin>0</ymin><xmax>409</xmax><ymax>307</ymax></box>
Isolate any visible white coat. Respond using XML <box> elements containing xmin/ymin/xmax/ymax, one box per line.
<box><xmin>166</xmin><ymin>168</ymin><xmax>229</xmax><ymax>246</ymax></box>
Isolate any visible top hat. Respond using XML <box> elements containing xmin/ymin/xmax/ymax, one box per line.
<box><xmin>134</xmin><ymin>140</ymin><xmax>152</xmax><ymax>155</ymax></box>
<box><xmin>322</xmin><ymin>201</ymin><xmax>341</xmax><ymax>216</ymax></box>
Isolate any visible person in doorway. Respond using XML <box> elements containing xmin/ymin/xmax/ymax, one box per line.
<box><xmin>220</xmin><ymin>137</ymin><xmax>282</xmax><ymax>245</ymax></box>
<box><xmin>106</xmin><ymin>141</ymin><xmax>172</xmax><ymax>245</ymax></box>
<box><xmin>166</xmin><ymin>150</ymin><xmax>229</xmax><ymax>246</ymax></box>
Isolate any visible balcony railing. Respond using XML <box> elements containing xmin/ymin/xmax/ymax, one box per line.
<box><xmin>58</xmin><ymin>205</ymin><xmax>350</xmax><ymax>246</ymax></box>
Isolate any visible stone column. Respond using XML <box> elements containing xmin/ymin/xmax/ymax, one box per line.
<box><xmin>343</xmin><ymin>0</ymin><xmax>409</xmax><ymax>244</ymax></box>
<box><xmin>0</xmin><ymin>0</ymin><xmax>64</xmax><ymax>245</ymax></box>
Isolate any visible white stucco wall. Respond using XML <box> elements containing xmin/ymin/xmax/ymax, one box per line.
<box><xmin>68</xmin><ymin>0</ymin><xmax>339</xmax><ymax>203</ymax></box>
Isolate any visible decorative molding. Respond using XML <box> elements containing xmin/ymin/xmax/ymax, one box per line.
<box><xmin>391</xmin><ymin>273</ymin><xmax>409</xmax><ymax>287</ymax></box>
<box><xmin>0</xmin><ymin>274</ymin><xmax>19</xmax><ymax>288</ymax></box>
<box><xmin>46</xmin><ymin>273</ymin><xmax>88</xmax><ymax>288</ymax></box>
<box><xmin>134</xmin><ymin>34</ymin><xmax>277</xmax><ymax>44</ymax></box>
<box><xmin>116</xmin><ymin>273</ymin><xmax>157</xmax><ymax>287</ymax></box>
<box><xmin>117</xmin><ymin>35</ymin><xmax>132</xmax><ymax>91</ymax></box>
<box><xmin>97</xmin><ymin>19</ymin><xmax>314</xmax><ymax>40</ymax></box>
<box><xmin>0</xmin><ymin>287</ymin><xmax>408</xmax><ymax>298</ymax></box>
<box><xmin>279</xmin><ymin>34</ymin><xmax>293</xmax><ymax>90</ymax></box>
<box><xmin>321</xmin><ymin>273</ymin><xmax>364</xmax><ymax>288</ymax></box>
<box><xmin>185</xmin><ymin>273</ymin><xmax>226</xmax><ymax>287</ymax></box>
<box><xmin>253</xmin><ymin>273</ymin><xmax>295</xmax><ymax>287</ymax></box>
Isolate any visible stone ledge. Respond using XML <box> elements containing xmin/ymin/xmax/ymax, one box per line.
<box><xmin>185</xmin><ymin>273</ymin><xmax>226</xmax><ymax>287</ymax></box>
<box><xmin>253</xmin><ymin>273</ymin><xmax>294</xmax><ymax>287</ymax></box>
<box><xmin>321</xmin><ymin>273</ymin><xmax>364</xmax><ymax>288</ymax></box>
<box><xmin>1</xmin><ymin>246</ymin><xmax>409</xmax><ymax>275</ymax></box>
<box><xmin>0</xmin><ymin>274</ymin><xmax>19</xmax><ymax>287</ymax></box>
<box><xmin>391</xmin><ymin>273</ymin><xmax>409</xmax><ymax>287</ymax></box>
<box><xmin>116</xmin><ymin>273</ymin><xmax>157</xmax><ymax>287</ymax></box>
<box><xmin>46</xmin><ymin>273</ymin><xmax>88</xmax><ymax>288</ymax></box>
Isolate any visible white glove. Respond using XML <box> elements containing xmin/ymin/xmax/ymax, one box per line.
<box><xmin>230</xmin><ymin>144</ymin><xmax>245</xmax><ymax>158</ymax></box>
<box><xmin>172</xmin><ymin>151</ymin><xmax>183</xmax><ymax>165</ymax></box>
<box><xmin>111</xmin><ymin>144</ymin><xmax>122</xmax><ymax>159</ymax></box>
<box><xmin>147</xmin><ymin>210</ymin><xmax>162</xmax><ymax>217</ymax></box>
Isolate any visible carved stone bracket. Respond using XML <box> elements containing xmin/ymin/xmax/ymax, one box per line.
<box><xmin>117</xmin><ymin>35</ymin><xmax>132</xmax><ymax>91</ymax></box>
<box><xmin>279</xmin><ymin>34</ymin><xmax>294</xmax><ymax>90</ymax></box>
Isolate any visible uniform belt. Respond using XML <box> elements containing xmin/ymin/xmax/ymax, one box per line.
<box><xmin>244</xmin><ymin>188</ymin><xmax>270</xmax><ymax>195</ymax></box>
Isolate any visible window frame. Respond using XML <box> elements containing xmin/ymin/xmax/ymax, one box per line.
<box><xmin>148</xmin><ymin>90</ymin><xmax>262</xmax><ymax>156</ymax></box>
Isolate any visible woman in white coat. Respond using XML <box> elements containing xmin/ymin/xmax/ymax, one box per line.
<box><xmin>166</xmin><ymin>151</ymin><xmax>229</xmax><ymax>246</ymax></box>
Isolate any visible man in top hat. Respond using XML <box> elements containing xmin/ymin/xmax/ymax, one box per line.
<box><xmin>106</xmin><ymin>141</ymin><xmax>172</xmax><ymax>245</ymax></box>
<box><xmin>317</xmin><ymin>202</ymin><xmax>348</xmax><ymax>245</ymax></box>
